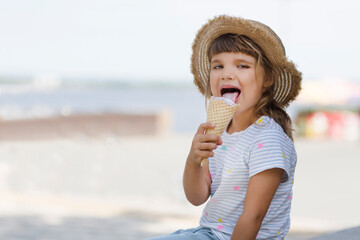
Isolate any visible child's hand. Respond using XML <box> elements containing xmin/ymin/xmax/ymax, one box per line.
<box><xmin>188</xmin><ymin>122</ymin><xmax>223</xmax><ymax>165</ymax></box>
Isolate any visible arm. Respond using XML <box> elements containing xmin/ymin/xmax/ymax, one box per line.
<box><xmin>231</xmin><ymin>168</ymin><xmax>283</xmax><ymax>240</ymax></box>
<box><xmin>183</xmin><ymin>122</ymin><xmax>222</xmax><ymax>206</ymax></box>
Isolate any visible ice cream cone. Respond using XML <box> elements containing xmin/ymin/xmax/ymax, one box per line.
<box><xmin>201</xmin><ymin>97</ymin><xmax>238</xmax><ymax>166</ymax></box>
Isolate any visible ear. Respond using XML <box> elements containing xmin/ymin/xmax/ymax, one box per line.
<box><xmin>263</xmin><ymin>77</ymin><xmax>274</xmax><ymax>88</ymax></box>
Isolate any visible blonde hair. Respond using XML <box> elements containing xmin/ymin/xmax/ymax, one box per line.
<box><xmin>207</xmin><ymin>34</ymin><xmax>294</xmax><ymax>140</ymax></box>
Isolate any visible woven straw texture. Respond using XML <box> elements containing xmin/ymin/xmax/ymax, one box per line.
<box><xmin>191</xmin><ymin>15</ymin><xmax>302</xmax><ymax>107</ymax></box>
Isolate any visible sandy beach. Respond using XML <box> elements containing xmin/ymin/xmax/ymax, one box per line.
<box><xmin>0</xmin><ymin>114</ymin><xmax>359</xmax><ymax>239</ymax></box>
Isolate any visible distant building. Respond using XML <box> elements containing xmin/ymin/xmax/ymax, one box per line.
<box><xmin>294</xmin><ymin>78</ymin><xmax>360</xmax><ymax>141</ymax></box>
<box><xmin>296</xmin><ymin>109</ymin><xmax>360</xmax><ymax>141</ymax></box>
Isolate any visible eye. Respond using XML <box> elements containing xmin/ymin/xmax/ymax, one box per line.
<box><xmin>212</xmin><ymin>64</ymin><xmax>223</xmax><ymax>69</ymax></box>
<box><xmin>238</xmin><ymin>64</ymin><xmax>249</xmax><ymax>69</ymax></box>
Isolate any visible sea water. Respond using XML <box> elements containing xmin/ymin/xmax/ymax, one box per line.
<box><xmin>0</xmin><ymin>82</ymin><xmax>207</xmax><ymax>133</ymax></box>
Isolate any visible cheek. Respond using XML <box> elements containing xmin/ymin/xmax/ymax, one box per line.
<box><xmin>243</xmin><ymin>83</ymin><xmax>263</xmax><ymax>102</ymax></box>
<box><xmin>253</xmin><ymin>86</ymin><xmax>264</xmax><ymax>101</ymax></box>
<box><xmin>253</xmin><ymin>76</ymin><xmax>265</xmax><ymax>97</ymax></box>
<box><xmin>209</xmin><ymin>73</ymin><xmax>219</xmax><ymax>96</ymax></box>
<box><xmin>210</xmin><ymin>85</ymin><xmax>218</xmax><ymax>96</ymax></box>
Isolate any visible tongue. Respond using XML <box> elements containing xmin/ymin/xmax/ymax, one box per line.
<box><xmin>222</xmin><ymin>92</ymin><xmax>239</xmax><ymax>103</ymax></box>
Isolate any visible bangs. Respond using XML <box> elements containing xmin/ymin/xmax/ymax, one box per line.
<box><xmin>208</xmin><ymin>34</ymin><xmax>260</xmax><ymax>60</ymax></box>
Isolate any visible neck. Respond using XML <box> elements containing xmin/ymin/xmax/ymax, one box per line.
<box><xmin>227</xmin><ymin>110</ymin><xmax>260</xmax><ymax>134</ymax></box>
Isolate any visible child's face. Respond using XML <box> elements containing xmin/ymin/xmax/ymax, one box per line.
<box><xmin>210</xmin><ymin>52</ymin><xmax>265</xmax><ymax>117</ymax></box>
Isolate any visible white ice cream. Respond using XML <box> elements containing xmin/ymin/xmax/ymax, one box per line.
<box><xmin>211</xmin><ymin>96</ymin><xmax>236</xmax><ymax>106</ymax></box>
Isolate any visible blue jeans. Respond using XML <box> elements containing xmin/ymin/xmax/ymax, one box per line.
<box><xmin>147</xmin><ymin>227</ymin><xmax>219</xmax><ymax>240</ymax></box>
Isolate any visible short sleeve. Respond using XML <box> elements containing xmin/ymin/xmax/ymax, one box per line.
<box><xmin>248</xmin><ymin>129</ymin><xmax>293</xmax><ymax>183</ymax></box>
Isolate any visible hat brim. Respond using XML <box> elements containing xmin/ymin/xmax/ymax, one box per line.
<box><xmin>191</xmin><ymin>15</ymin><xmax>302</xmax><ymax>106</ymax></box>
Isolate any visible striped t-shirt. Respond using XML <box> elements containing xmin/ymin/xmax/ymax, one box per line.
<box><xmin>200</xmin><ymin>116</ymin><xmax>297</xmax><ymax>240</ymax></box>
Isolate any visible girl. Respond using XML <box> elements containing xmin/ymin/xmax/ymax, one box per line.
<box><xmin>149</xmin><ymin>15</ymin><xmax>301</xmax><ymax>240</ymax></box>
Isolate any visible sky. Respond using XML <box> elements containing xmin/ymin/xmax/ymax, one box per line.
<box><xmin>0</xmin><ymin>0</ymin><xmax>360</xmax><ymax>83</ymax></box>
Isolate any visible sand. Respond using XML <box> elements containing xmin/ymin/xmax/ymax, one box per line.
<box><xmin>0</xmin><ymin>114</ymin><xmax>359</xmax><ymax>238</ymax></box>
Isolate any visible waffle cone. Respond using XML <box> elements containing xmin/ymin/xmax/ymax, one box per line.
<box><xmin>201</xmin><ymin>97</ymin><xmax>238</xmax><ymax>166</ymax></box>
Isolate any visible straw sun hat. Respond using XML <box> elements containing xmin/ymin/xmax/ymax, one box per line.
<box><xmin>191</xmin><ymin>15</ymin><xmax>302</xmax><ymax>107</ymax></box>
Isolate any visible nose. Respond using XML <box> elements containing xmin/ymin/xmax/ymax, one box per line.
<box><xmin>220</xmin><ymin>69</ymin><xmax>234</xmax><ymax>81</ymax></box>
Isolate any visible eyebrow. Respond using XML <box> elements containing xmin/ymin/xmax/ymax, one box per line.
<box><xmin>236</xmin><ymin>58</ymin><xmax>255</xmax><ymax>64</ymax></box>
<box><xmin>210</xmin><ymin>57</ymin><xmax>255</xmax><ymax>64</ymax></box>
<box><xmin>210</xmin><ymin>59</ymin><xmax>221</xmax><ymax>64</ymax></box>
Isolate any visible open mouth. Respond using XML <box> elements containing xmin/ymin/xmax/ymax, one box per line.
<box><xmin>221</xmin><ymin>87</ymin><xmax>241</xmax><ymax>103</ymax></box>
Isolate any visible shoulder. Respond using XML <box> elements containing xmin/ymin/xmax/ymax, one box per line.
<box><xmin>247</xmin><ymin>116</ymin><xmax>296</xmax><ymax>182</ymax></box>
<box><xmin>250</xmin><ymin>116</ymin><xmax>294</xmax><ymax>148</ymax></box>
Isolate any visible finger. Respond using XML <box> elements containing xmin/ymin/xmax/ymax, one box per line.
<box><xmin>199</xmin><ymin>142</ymin><xmax>218</xmax><ymax>151</ymax></box>
<box><xmin>195</xmin><ymin>149</ymin><xmax>214</xmax><ymax>158</ymax></box>
<box><xmin>199</xmin><ymin>133</ymin><xmax>220</xmax><ymax>143</ymax></box>
<box><xmin>217</xmin><ymin>137</ymin><xmax>223</xmax><ymax>145</ymax></box>
<box><xmin>197</xmin><ymin>122</ymin><xmax>215</xmax><ymax>134</ymax></box>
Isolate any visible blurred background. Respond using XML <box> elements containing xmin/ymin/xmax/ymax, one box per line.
<box><xmin>0</xmin><ymin>0</ymin><xmax>359</xmax><ymax>239</ymax></box>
